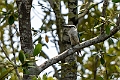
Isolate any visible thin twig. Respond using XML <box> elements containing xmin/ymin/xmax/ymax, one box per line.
<box><xmin>9</xmin><ymin>25</ymin><xmax>21</xmax><ymax>80</ymax></box>
<box><xmin>51</xmin><ymin>29</ymin><xmax>59</xmax><ymax>53</ymax></box>
<box><xmin>78</xmin><ymin>1</ymin><xmax>103</xmax><ymax>19</ymax></box>
<box><xmin>0</xmin><ymin>45</ymin><xmax>12</xmax><ymax>62</ymax></box>
<box><xmin>103</xmin><ymin>55</ymin><xmax>108</xmax><ymax>79</ymax></box>
<box><xmin>93</xmin><ymin>54</ymin><xmax>99</xmax><ymax>80</ymax></box>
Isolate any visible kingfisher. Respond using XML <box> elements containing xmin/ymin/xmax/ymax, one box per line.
<box><xmin>68</xmin><ymin>25</ymin><xmax>81</xmax><ymax>55</ymax></box>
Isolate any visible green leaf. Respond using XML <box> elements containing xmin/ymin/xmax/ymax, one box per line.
<box><xmin>42</xmin><ymin>74</ymin><xmax>47</xmax><ymax>80</ymax></box>
<box><xmin>19</xmin><ymin>50</ymin><xmax>26</xmax><ymax>64</ymax></box>
<box><xmin>109</xmin><ymin>20</ymin><xmax>116</xmax><ymax>26</ymax></box>
<box><xmin>115</xmin><ymin>65</ymin><xmax>120</xmax><ymax>72</ymax></box>
<box><xmin>112</xmin><ymin>0</ymin><xmax>120</xmax><ymax>3</ymax></box>
<box><xmin>2</xmin><ymin>10</ymin><xmax>11</xmax><ymax>15</ymax></box>
<box><xmin>100</xmin><ymin>57</ymin><xmax>105</xmax><ymax>65</ymax></box>
<box><xmin>8</xmin><ymin>15</ymin><xmax>14</xmax><ymax>25</ymax></box>
<box><xmin>106</xmin><ymin>53</ymin><xmax>116</xmax><ymax>57</ymax></box>
<box><xmin>23</xmin><ymin>68</ymin><xmax>29</xmax><ymax>74</ymax></box>
<box><xmin>47</xmin><ymin>77</ymin><xmax>54</xmax><ymax>80</ymax></box>
<box><xmin>105</xmin><ymin>25</ymin><xmax>110</xmax><ymax>35</ymax></box>
<box><xmin>32</xmin><ymin>76</ymin><xmax>37</xmax><ymax>80</ymax></box>
<box><xmin>0</xmin><ymin>68</ymin><xmax>13</xmax><ymax>80</ymax></box>
<box><xmin>108</xmin><ymin>38</ymin><xmax>114</xmax><ymax>45</ymax></box>
<box><xmin>98</xmin><ymin>76</ymin><xmax>104</xmax><ymax>80</ymax></box>
<box><xmin>68</xmin><ymin>13</ymin><xmax>76</xmax><ymax>18</ymax></box>
<box><xmin>33</xmin><ymin>43</ymin><xmax>42</xmax><ymax>56</ymax></box>
<box><xmin>100</xmin><ymin>17</ymin><xmax>106</xmax><ymax>21</ymax></box>
<box><xmin>38</xmin><ymin>77</ymin><xmax>41</xmax><ymax>80</ymax></box>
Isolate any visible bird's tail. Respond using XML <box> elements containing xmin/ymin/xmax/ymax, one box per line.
<box><xmin>77</xmin><ymin>50</ymin><xmax>82</xmax><ymax>56</ymax></box>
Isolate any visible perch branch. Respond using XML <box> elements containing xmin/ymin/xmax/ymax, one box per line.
<box><xmin>37</xmin><ymin>21</ymin><xmax>120</xmax><ymax>74</ymax></box>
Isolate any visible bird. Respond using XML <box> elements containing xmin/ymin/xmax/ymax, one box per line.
<box><xmin>68</xmin><ymin>25</ymin><xmax>81</xmax><ymax>55</ymax></box>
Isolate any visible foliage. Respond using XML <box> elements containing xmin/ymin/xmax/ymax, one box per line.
<box><xmin>0</xmin><ymin>0</ymin><xmax>120</xmax><ymax>80</ymax></box>
<box><xmin>112</xmin><ymin>0</ymin><xmax>120</xmax><ymax>3</ymax></box>
<box><xmin>32</xmin><ymin>73</ymin><xmax>56</xmax><ymax>80</ymax></box>
<box><xmin>33</xmin><ymin>43</ymin><xmax>42</xmax><ymax>56</ymax></box>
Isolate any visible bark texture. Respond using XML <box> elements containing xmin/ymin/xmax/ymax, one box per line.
<box><xmin>16</xmin><ymin>0</ymin><xmax>34</xmax><ymax>80</ymax></box>
<box><xmin>61</xmin><ymin>0</ymin><xmax>78</xmax><ymax>80</ymax></box>
<box><xmin>61</xmin><ymin>25</ymin><xmax>77</xmax><ymax>80</ymax></box>
<box><xmin>16</xmin><ymin>0</ymin><xmax>33</xmax><ymax>54</ymax></box>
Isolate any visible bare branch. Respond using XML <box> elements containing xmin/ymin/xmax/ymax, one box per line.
<box><xmin>0</xmin><ymin>46</ymin><xmax>12</xmax><ymax>62</ymax></box>
<box><xmin>37</xmin><ymin>23</ymin><xmax>120</xmax><ymax>74</ymax></box>
<box><xmin>9</xmin><ymin>25</ymin><xmax>21</xmax><ymax>80</ymax></box>
<box><xmin>51</xmin><ymin>29</ymin><xmax>59</xmax><ymax>53</ymax></box>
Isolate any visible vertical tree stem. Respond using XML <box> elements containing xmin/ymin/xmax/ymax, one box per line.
<box><xmin>101</xmin><ymin>0</ymin><xmax>108</xmax><ymax>34</ymax></box>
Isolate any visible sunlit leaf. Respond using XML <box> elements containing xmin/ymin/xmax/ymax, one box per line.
<box><xmin>1</xmin><ymin>16</ymin><xmax>7</xmax><ymax>23</ymax></box>
<box><xmin>115</xmin><ymin>65</ymin><xmax>120</xmax><ymax>72</ymax></box>
<box><xmin>33</xmin><ymin>43</ymin><xmax>42</xmax><ymax>56</ymax></box>
<box><xmin>0</xmin><ymin>68</ymin><xmax>13</xmax><ymax>80</ymax></box>
<box><xmin>47</xmin><ymin>77</ymin><xmax>54</xmax><ymax>80</ymax></box>
<box><xmin>38</xmin><ymin>77</ymin><xmax>41</xmax><ymax>80</ymax></box>
<box><xmin>2</xmin><ymin>11</ymin><xmax>8</xmax><ymax>15</ymax></box>
<box><xmin>94</xmin><ymin>23</ymin><xmax>103</xmax><ymax>28</ymax></box>
<box><xmin>100</xmin><ymin>17</ymin><xmax>105</xmax><ymax>21</ymax></box>
<box><xmin>2</xmin><ymin>10</ymin><xmax>11</xmax><ymax>15</ymax></box>
<box><xmin>10</xmin><ymin>73</ymin><xmax>17</xmax><ymax>80</ymax></box>
<box><xmin>117</xmin><ymin>41</ymin><xmax>120</xmax><ymax>47</ymax></box>
<box><xmin>13</xmin><ymin>13</ymin><xmax>18</xmax><ymax>18</ymax></box>
<box><xmin>106</xmin><ymin>53</ymin><xmax>116</xmax><ymax>57</ymax></box>
<box><xmin>109</xmin><ymin>20</ymin><xmax>117</xmax><ymax>26</ymax></box>
<box><xmin>19</xmin><ymin>50</ymin><xmax>26</xmax><ymax>64</ymax></box>
<box><xmin>42</xmin><ymin>73</ymin><xmax>47</xmax><ymax>80</ymax></box>
<box><xmin>32</xmin><ymin>76</ymin><xmax>37</xmax><ymax>80</ymax></box>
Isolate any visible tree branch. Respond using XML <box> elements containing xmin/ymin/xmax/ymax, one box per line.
<box><xmin>0</xmin><ymin>45</ymin><xmax>12</xmax><ymax>62</ymax></box>
<box><xmin>77</xmin><ymin>1</ymin><xmax>103</xmax><ymax>26</ymax></box>
<box><xmin>37</xmin><ymin>20</ymin><xmax>120</xmax><ymax>74</ymax></box>
<box><xmin>9</xmin><ymin>25</ymin><xmax>21</xmax><ymax>80</ymax></box>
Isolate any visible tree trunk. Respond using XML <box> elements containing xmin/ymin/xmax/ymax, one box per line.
<box><xmin>61</xmin><ymin>0</ymin><xmax>78</xmax><ymax>80</ymax></box>
<box><xmin>16</xmin><ymin>0</ymin><xmax>33</xmax><ymax>53</ymax></box>
<box><xmin>16</xmin><ymin>0</ymin><xmax>35</xmax><ymax>80</ymax></box>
